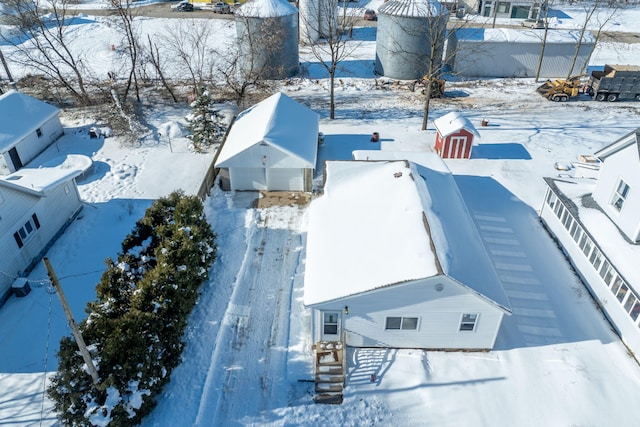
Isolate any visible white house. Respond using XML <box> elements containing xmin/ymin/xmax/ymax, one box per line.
<box><xmin>304</xmin><ymin>158</ymin><xmax>512</xmax><ymax>351</ymax></box>
<box><xmin>539</xmin><ymin>129</ymin><xmax>640</xmax><ymax>359</ymax></box>
<box><xmin>591</xmin><ymin>130</ymin><xmax>640</xmax><ymax>243</ymax></box>
<box><xmin>215</xmin><ymin>92</ymin><xmax>319</xmax><ymax>192</ymax></box>
<box><xmin>0</xmin><ymin>90</ymin><xmax>64</xmax><ymax>174</ymax></box>
<box><xmin>0</xmin><ymin>162</ymin><xmax>83</xmax><ymax>306</ymax></box>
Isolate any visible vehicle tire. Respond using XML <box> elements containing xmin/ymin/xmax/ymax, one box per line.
<box><xmin>552</xmin><ymin>95</ymin><xmax>561</xmax><ymax>102</ymax></box>
<box><xmin>595</xmin><ymin>93</ymin><xmax>606</xmax><ymax>101</ymax></box>
<box><xmin>607</xmin><ymin>93</ymin><xmax>618</xmax><ymax>102</ymax></box>
<box><xmin>559</xmin><ymin>95</ymin><xmax>568</xmax><ymax>102</ymax></box>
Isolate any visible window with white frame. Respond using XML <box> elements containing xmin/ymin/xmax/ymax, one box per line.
<box><xmin>610</xmin><ymin>179</ymin><xmax>630</xmax><ymax>212</ymax></box>
<box><xmin>385</xmin><ymin>316</ymin><xmax>418</xmax><ymax>330</ymax></box>
<box><xmin>459</xmin><ymin>313</ymin><xmax>478</xmax><ymax>331</ymax></box>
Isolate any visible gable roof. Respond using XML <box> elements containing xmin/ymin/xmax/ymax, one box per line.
<box><xmin>215</xmin><ymin>92</ymin><xmax>319</xmax><ymax>168</ymax></box>
<box><xmin>594</xmin><ymin>128</ymin><xmax>640</xmax><ymax>161</ymax></box>
<box><xmin>0</xmin><ymin>90</ymin><xmax>61</xmax><ymax>153</ymax></box>
<box><xmin>304</xmin><ymin>157</ymin><xmax>511</xmax><ymax>313</ymax></box>
<box><xmin>433</xmin><ymin>111</ymin><xmax>480</xmax><ymax>139</ymax></box>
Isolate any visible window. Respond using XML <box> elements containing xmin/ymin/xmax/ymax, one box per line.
<box><xmin>14</xmin><ymin>214</ymin><xmax>41</xmax><ymax>249</ymax></box>
<box><xmin>36</xmin><ymin>128</ymin><xmax>42</xmax><ymax>138</ymax></box>
<box><xmin>624</xmin><ymin>294</ymin><xmax>637</xmax><ymax>314</ymax></box>
<box><xmin>323</xmin><ymin>312</ymin><xmax>339</xmax><ymax>335</ymax></box>
<box><xmin>590</xmin><ymin>249</ymin><xmax>603</xmax><ymax>271</ymax></box>
<box><xmin>497</xmin><ymin>2</ymin><xmax>509</xmax><ymax>13</ymax></box>
<box><xmin>546</xmin><ymin>191</ymin><xmax>557</xmax><ymax>209</ymax></box>
<box><xmin>611</xmin><ymin>276</ymin><xmax>623</xmax><ymax>294</ymax></box>
<box><xmin>459</xmin><ymin>313</ymin><xmax>478</xmax><ymax>331</ymax></box>
<box><xmin>385</xmin><ymin>316</ymin><xmax>419</xmax><ymax>330</ymax></box>
<box><xmin>616</xmin><ymin>284</ymin><xmax>629</xmax><ymax>303</ymax></box>
<box><xmin>610</xmin><ymin>179</ymin><xmax>630</xmax><ymax>212</ymax></box>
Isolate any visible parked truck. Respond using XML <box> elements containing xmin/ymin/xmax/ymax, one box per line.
<box><xmin>586</xmin><ymin>64</ymin><xmax>640</xmax><ymax>102</ymax></box>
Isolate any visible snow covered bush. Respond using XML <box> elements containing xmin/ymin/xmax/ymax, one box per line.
<box><xmin>185</xmin><ymin>88</ymin><xmax>227</xmax><ymax>153</ymax></box>
<box><xmin>48</xmin><ymin>192</ymin><xmax>216</xmax><ymax>426</ymax></box>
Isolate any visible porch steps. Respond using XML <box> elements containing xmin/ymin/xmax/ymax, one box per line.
<box><xmin>313</xmin><ymin>341</ymin><xmax>345</xmax><ymax>404</ymax></box>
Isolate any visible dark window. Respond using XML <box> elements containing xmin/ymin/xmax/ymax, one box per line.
<box><xmin>36</xmin><ymin>128</ymin><xmax>42</xmax><ymax>138</ymax></box>
<box><xmin>14</xmin><ymin>232</ymin><xmax>23</xmax><ymax>248</ymax></box>
<box><xmin>323</xmin><ymin>312</ymin><xmax>339</xmax><ymax>335</ymax></box>
<box><xmin>460</xmin><ymin>313</ymin><xmax>478</xmax><ymax>331</ymax></box>
<box><xmin>385</xmin><ymin>316</ymin><xmax>418</xmax><ymax>330</ymax></box>
<box><xmin>32</xmin><ymin>213</ymin><xmax>40</xmax><ymax>229</ymax></box>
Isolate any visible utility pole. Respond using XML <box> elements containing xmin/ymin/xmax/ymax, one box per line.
<box><xmin>43</xmin><ymin>257</ymin><xmax>100</xmax><ymax>385</ymax></box>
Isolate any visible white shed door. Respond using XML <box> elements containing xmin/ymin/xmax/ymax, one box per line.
<box><xmin>266</xmin><ymin>168</ymin><xmax>303</xmax><ymax>191</ymax></box>
<box><xmin>229</xmin><ymin>168</ymin><xmax>266</xmax><ymax>191</ymax></box>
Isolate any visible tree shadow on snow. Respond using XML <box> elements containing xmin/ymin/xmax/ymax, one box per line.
<box><xmin>453</xmin><ymin>175</ymin><xmax>617</xmax><ymax>350</ymax></box>
<box><xmin>471</xmin><ymin>143</ymin><xmax>532</xmax><ymax>160</ymax></box>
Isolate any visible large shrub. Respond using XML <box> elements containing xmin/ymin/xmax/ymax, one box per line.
<box><xmin>48</xmin><ymin>191</ymin><xmax>216</xmax><ymax>426</ymax></box>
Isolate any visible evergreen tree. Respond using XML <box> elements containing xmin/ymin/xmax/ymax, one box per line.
<box><xmin>186</xmin><ymin>88</ymin><xmax>226</xmax><ymax>153</ymax></box>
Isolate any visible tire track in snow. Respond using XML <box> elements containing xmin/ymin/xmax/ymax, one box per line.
<box><xmin>194</xmin><ymin>207</ymin><xmax>302</xmax><ymax>426</ymax></box>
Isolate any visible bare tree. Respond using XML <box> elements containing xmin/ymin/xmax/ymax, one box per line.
<box><xmin>161</xmin><ymin>19</ymin><xmax>217</xmax><ymax>95</ymax></box>
<box><xmin>145</xmin><ymin>35</ymin><xmax>178</xmax><ymax>102</ymax></box>
<box><xmin>107</xmin><ymin>0</ymin><xmax>142</xmax><ymax>103</ymax></box>
<box><xmin>568</xmin><ymin>0</ymin><xmax>619</xmax><ymax>78</ymax></box>
<box><xmin>215</xmin><ymin>12</ymin><xmax>294</xmax><ymax>107</ymax></box>
<box><xmin>299</xmin><ymin>0</ymin><xmax>361</xmax><ymax>119</ymax></box>
<box><xmin>1</xmin><ymin>0</ymin><xmax>92</xmax><ymax>104</ymax></box>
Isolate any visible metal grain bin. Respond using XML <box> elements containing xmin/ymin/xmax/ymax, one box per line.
<box><xmin>374</xmin><ymin>0</ymin><xmax>449</xmax><ymax>80</ymax></box>
<box><xmin>235</xmin><ymin>0</ymin><xmax>299</xmax><ymax>79</ymax></box>
<box><xmin>299</xmin><ymin>0</ymin><xmax>338</xmax><ymax>45</ymax></box>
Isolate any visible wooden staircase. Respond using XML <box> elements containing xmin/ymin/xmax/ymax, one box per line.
<box><xmin>313</xmin><ymin>341</ymin><xmax>346</xmax><ymax>404</ymax></box>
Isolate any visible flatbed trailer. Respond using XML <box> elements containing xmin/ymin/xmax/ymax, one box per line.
<box><xmin>586</xmin><ymin>64</ymin><xmax>640</xmax><ymax>102</ymax></box>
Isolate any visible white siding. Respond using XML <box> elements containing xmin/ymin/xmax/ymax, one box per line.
<box><xmin>0</xmin><ymin>180</ymin><xmax>81</xmax><ymax>301</ymax></box>
<box><xmin>11</xmin><ymin>116</ymin><xmax>63</xmax><ymax>171</ymax></box>
<box><xmin>229</xmin><ymin>168</ymin><xmax>267</xmax><ymax>191</ymax></box>
<box><xmin>592</xmin><ymin>147</ymin><xmax>640</xmax><ymax>242</ymax></box>
<box><xmin>312</xmin><ymin>277</ymin><xmax>505</xmax><ymax>350</ymax></box>
<box><xmin>266</xmin><ymin>168</ymin><xmax>304</xmax><ymax>191</ymax></box>
<box><xmin>540</xmin><ymin>196</ymin><xmax>640</xmax><ymax>356</ymax></box>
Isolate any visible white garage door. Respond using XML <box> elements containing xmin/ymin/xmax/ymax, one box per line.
<box><xmin>229</xmin><ymin>168</ymin><xmax>267</xmax><ymax>190</ymax></box>
<box><xmin>266</xmin><ymin>168</ymin><xmax>303</xmax><ymax>191</ymax></box>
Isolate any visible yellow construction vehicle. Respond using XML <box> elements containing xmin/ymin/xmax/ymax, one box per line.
<box><xmin>536</xmin><ymin>76</ymin><xmax>584</xmax><ymax>102</ymax></box>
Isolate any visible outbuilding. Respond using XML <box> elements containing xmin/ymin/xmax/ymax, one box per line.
<box><xmin>447</xmin><ymin>28</ymin><xmax>595</xmax><ymax>78</ymax></box>
<box><xmin>215</xmin><ymin>92</ymin><xmax>319</xmax><ymax>192</ymax></box>
<box><xmin>0</xmin><ymin>160</ymin><xmax>84</xmax><ymax>306</ymax></box>
<box><xmin>304</xmin><ymin>157</ymin><xmax>512</xmax><ymax>350</ymax></box>
<box><xmin>0</xmin><ymin>90</ymin><xmax>64</xmax><ymax>173</ymax></box>
<box><xmin>433</xmin><ymin>111</ymin><xmax>479</xmax><ymax>159</ymax></box>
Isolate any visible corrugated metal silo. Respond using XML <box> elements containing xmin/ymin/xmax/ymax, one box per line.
<box><xmin>374</xmin><ymin>0</ymin><xmax>449</xmax><ymax>80</ymax></box>
<box><xmin>235</xmin><ymin>0</ymin><xmax>299</xmax><ymax>79</ymax></box>
<box><xmin>299</xmin><ymin>0</ymin><xmax>338</xmax><ymax>45</ymax></box>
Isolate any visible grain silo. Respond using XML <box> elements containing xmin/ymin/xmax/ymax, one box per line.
<box><xmin>374</xmin><ymin>0</ymin><xmax>449</xmax><ymax>80</ymax></box>
<box><xmin>235</xmin><ymin>0</ymin><xmax>299</xmax><ymax>79</ymax></box>
<box><xmin>299</xmin><ymin>0</ymin><xmax>337</xmax><ymax>45</ymax></box>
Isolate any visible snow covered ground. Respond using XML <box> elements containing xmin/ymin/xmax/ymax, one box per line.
<box><xmin>2</xmin><ymin>2</ymin><xmax>640</xmax><ymax>426</ymax></box>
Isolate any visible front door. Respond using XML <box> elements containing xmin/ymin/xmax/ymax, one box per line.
<box><xmin>8</xmin><ymin>147</ymin><xmax>23</xmax><ymax>172</ymax></box>
<box><xmin>321</xmin><ymin>311</ymin><xmax>341</xmax><ymax>342</ymax></box>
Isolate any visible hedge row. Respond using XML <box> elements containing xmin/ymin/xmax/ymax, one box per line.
<box><xmin>48</xmin><ymin>191</ymin><xmax>216</xmax><ymax>426</ymax></box>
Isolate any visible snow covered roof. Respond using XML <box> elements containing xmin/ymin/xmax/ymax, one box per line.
<box><xmin>236</xmin><ymin>0</ymin><xmax>297</xmax><ymax>17</ymax></box>
<box><xmin>433</xmin><ymin>111</ymin><xmax>480</xmax><ymax>139</ymax></box>
<box><xmin>379</xmin><ymin>0</ymin><xmax>448</xmax><ymax>18</ymax></box>
<box><xmin>453</xmin><ymin>28</ymin><xmax>596</xmax><ymax>44</ymax></box>
<box><xmin>0</xmin><ymin>155</ymin><xmax>86</xmax><ymax>196</ymax></box>
<box><xmin>594</xmin><ymin>128</ymin><xmax>640</xmax><ymax>160</ymax></box>
<box><xmin>545</xmin><ymin>177</ymin><xmax>640</xmax><ymax>294</ymax></box>
<box><xmin>304</xmin><ymin>158</ymin><xmax>512</xmax><ymax>313</ymax></box>
<box><xmin>215</xmin><ymin>92</ymin><xmax>318</xmax><ymax>168</ymax></box>
<box><xmin>0</xmin><ymin>90</ymin><xmax>61</xmax><ymax>153</ymax></box>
